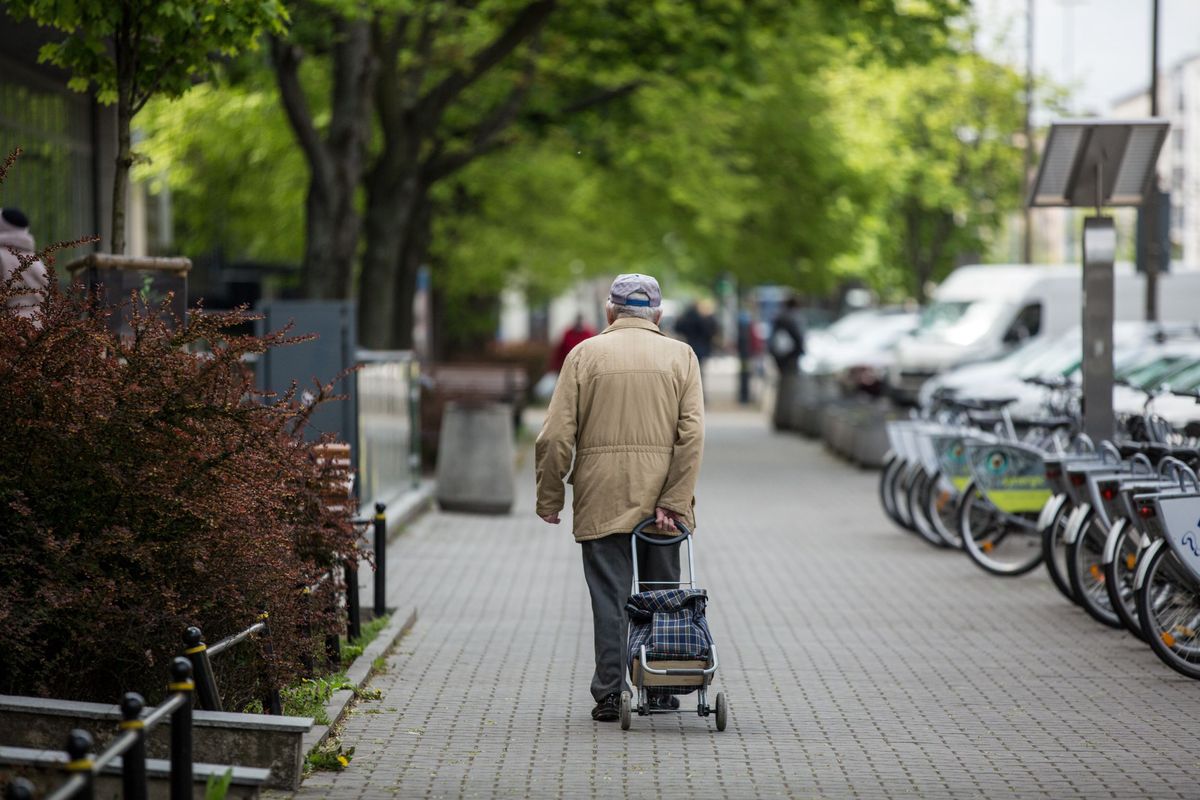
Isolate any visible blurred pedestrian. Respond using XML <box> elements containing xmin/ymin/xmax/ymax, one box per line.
<box><xmin>769</xmin><ymin>296</ymin><xmax>805</xmax><ymax>429</ymax></box>
<box><xmin>769</xmin><ymin>296</ymin><xmax>805</xmax><ymax>371</ymax></box>
<box><xmin>549</xmin><ymin>314</ymin><xmax>595</xmax><ymax>372</ymax></box>
<box><xmin>0</xmin><ymin>208</ymin><xmax>48</xmax><ymax>319</ymax></box>
<box><xmin>675</xmin><ymin>300</ymin><xmax>719</xmax><ymax>365</ymax></box>
<box><xmin>535</xmin><ymin>272</ymin><xmax>704</xmax><ymax>722</ymax></box>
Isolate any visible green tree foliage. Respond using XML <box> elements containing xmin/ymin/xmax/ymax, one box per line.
<box><xmin>134</xmin><ymin>0</ymin><xmax>1024</xmax><ymax>344</ymax></box>
<box><xmin>136</xmin><ymin>78</ymin><xmax>307</xmax><ymax>266</ymax></box>
<box><xmin>6</xmin><ymin>0</ymin><xmax>287</xmax><ymax>253</ymax></box>
<box><xmin>835</xmin><ymin>52</ymin><xmax>1026</xmax><ymax>299</ymax></box>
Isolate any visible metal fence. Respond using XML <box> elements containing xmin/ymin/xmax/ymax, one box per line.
<box><xmin>357</xmin><ymin>351</ymin><xmax>421</xmax><ymax>506</ymax></box>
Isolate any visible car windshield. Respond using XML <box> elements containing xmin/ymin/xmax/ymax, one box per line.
<box><xmin>917</xmin><ymin>300</ymin><xmax>1006</xmax><ymax>346</ymax></box>
<box><xmin>1017</xmin><ymin>336</ymin><xmax>1081</xmax><ymax>379</ymax></box>
<box><xmin>1122</xmin><ymin>355</ymin><xmax>1198</xmax><ymax>389</ymax></box>
<box><xmin>1165</xmin><ymin>361</ymin><xmax>1200</xmax><ymax>392</ymax></box>
<box><xmin>853</xmin><ymin>314</ymin><xmax>917</xmax><ymax>348</ymax></box>
<box><xmin>824</xmin><ymin>311</ymin><xmax>886</xmax><ymax>342</ymax></box>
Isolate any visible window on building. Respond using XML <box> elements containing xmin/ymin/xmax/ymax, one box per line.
<box><xmin>0</xmin><ymin>66</ymin><xmax>95</xmax><ymax>252</ymax></box>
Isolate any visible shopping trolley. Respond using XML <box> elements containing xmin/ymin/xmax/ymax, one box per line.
<box><xmin>620</xmin><ymin>517</ymin><xmax>727</xmax><ymax>731</ymax></box>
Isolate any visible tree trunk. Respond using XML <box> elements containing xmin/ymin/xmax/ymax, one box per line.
<box><xmin>358</xmin><ymin>161</ymin><xmax>421</xmax><ymax>348</ymax></box>
<box><xmin>110</xmin><ymin>91</ymin><xmax>132</xmax><ymax>255</ymax></box>
<box><xmin>300</xmin><ymin>163</ymin><xmax>362</xmax><ymax>299</ymax></box>
<box><xmin>271</xmin><ymin>18</ymin><xmax>376</xmax><ymax>300</ymax></box>
<box><xmin>390</xmin><ymin>201</ymin><xmax>431</xmax><ymax>350</ymax></box>
<box><xmin>110</xmin><ymin>5</ymin><xmax>137</xmax><ymax>257</ymax></box>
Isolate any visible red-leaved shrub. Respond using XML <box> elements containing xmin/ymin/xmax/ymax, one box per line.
<box><xmin>0</xmin><ymin>150</ymin><xmax>360</xmax><ymax>705</ymax></box>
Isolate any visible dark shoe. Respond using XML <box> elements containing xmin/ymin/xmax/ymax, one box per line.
<box><xmin>649</xmin><ymin>694</ymin><xmax>680</xmax><ymax>710</ymax></box>
<box><xmin>591</xmin><ymin>693</ymin><xmax>620</xmax><ymax>721</ymax></box>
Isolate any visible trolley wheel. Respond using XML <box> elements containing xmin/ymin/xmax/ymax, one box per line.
<box><xmin>715</xmin><ymin>693</ymin><xmax>727</xmax><ymax>732</ymax></box>
<box><xmin>619</xmin><ymin>691</ymin><xmax>632</xmax><ymax>730</ymax></box>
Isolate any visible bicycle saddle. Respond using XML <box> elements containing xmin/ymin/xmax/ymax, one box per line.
<box><xmin>1011</xmin><ymin>415</ymin><xmax>1075</xmax><ymax>429</ymax></box>
<box><xmin>952</xmin><ymin>396</ymin><xmax>1019</xmax><ymax>412</ymax></box>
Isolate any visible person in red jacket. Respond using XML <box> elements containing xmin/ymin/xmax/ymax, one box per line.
<box><xmin>549</xmin><ymin>314</ymin><xmax>595</xmax><ymax>372</ymax></box>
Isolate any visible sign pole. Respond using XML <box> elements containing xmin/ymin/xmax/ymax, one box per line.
<box><xmin>1081</xmin><ymin>216</ymin><xmax>1116</xmax><ymax>444</ymax></box>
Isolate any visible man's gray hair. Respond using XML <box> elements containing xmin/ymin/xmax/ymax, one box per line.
<box><xmin>607</xmin><ymin>292</ymin><xmax>660</xmax><ymax>322</ymax></box>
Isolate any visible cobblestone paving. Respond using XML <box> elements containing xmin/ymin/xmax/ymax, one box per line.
<box><xmin>295</xmin><ymin>411</ymin><xmax>1200</xmax><ymax>799</ymax></box>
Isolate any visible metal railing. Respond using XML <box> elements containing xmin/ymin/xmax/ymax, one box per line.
<box><xmin>184</xmin><ymin>615</ymin><xmax>283</xmax><ymax>716</ymax></box>
<box><xmin>182</xmin><ymin>502</ymin><xmax>387</xmax><ymax>715</ymax></box>
<box><xmin>9</xmin><ymin>658</ymin><xmax>198</xmax><ymax>800</ymax></box>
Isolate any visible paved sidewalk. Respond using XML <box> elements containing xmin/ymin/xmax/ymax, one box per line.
<box><xmin>296</xmin><ymin>411</ymin><xmax>1200</xmax><ymax>799</ymax></box>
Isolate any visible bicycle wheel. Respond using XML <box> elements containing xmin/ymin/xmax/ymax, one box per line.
<box><xmin>892</xmin><ymin>462</ymin><xmax>919</xmax><ymax>534</ymax></box>
<box><xmin>924</xmin><ymin>470</ymin><xmax>963</xmax><ymax>549</ymax></box>
<box><xmin>1041</xmin><ymin>498</ymin><xmax>1078</xmax><ymax>604</ymax></box>
<box><xmin>958</xmin><ymin>481</ymin><xmax>1044</xmax><ymax>576</ymax></box>
<box><xmin>1103</xmin><ymin>519</ymin><xmax>1146</xmax><ymax>641</ymax></box>
<box><xmin>1136</xmin><ymin>540</ymin><xmax>1200</xmax><ymax>680</ymax></box>
<box><xmin>879</xmin><ymin>453</ymin><xmax>904</xmax><ymax>528</ymax></box>
<box><xmin>906</xmin><ymin>467</ymin><xmax>949</xmax><ymax>548</ymax></box>
<box><xmin>1065</xmin><ymin>507</ymin><xmax>1122</xmax><ymax>628</ymax></box>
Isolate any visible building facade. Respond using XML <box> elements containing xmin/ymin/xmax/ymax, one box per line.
<box><xmin>0</xmin><ymin>8</ymin><xmax>119</xmax><ymax>253</ymax></box>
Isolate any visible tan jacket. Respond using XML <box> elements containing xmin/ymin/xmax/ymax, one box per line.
<box><xmin>535</xmin><ymin>317</ymin><xmax>704</xmax><ymax>542</ymax></box>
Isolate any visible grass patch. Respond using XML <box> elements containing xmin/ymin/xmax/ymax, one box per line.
<box><xmin>339</xmin><ymin>613</ymin><xmax>392</xmax><ymax>668</ymax></box>
<box><xmin>305</xmin><ymin>740</ymin><xmax>355</xmax><ymax>774</ymax></box>
<box><xmin>281</xmin><ymin>672</ymin><xmax>382</xmax><ymax>724</ymax></box>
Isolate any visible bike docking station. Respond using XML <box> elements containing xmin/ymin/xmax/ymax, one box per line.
<box><xmin>1028</xmin><ymin>119</ymin><xmax>1171</xmax><ymax>445</ymax></box>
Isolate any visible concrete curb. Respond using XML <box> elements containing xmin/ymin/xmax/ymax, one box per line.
<box><xmin>300</xmin><ymin>605</ymin><xmax>418</xmax><ymax>758</ymax></box>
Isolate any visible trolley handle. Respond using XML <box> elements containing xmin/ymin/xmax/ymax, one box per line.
<box><xmin>632</xmin><ymin>516</ymin><xmax>692</xmax><ymax>545</ymax></box>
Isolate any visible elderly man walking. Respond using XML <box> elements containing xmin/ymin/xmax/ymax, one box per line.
<box><xmin>535</xmin><ymin>273</ymin><xmax>705</xmax><ymax>722</ymax></box>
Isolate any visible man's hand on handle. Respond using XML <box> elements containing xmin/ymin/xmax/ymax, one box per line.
<box><xmin>655</xmin><ymin>506</ymin><xmax>679</xmax><ymax>533</ymax></box>
<box><xmin>540</xmin><ymin>512</ymin><xmax>560</xmax><ymax>524</ymax></box>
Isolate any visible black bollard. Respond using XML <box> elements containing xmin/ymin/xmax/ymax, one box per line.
<box><xmin>4</xmin><ymin>777</ymin><xmax>35</xmax><ymax>800</ymax></box>
<box><xmin>168</xmin><ymin>658</ymin><xmax>193</xmax><ymax>800</ymax></box>
<box><xmin>183</xmin><ymin>626</ymin><xmax>223</xmax><ymax>712</ymax></box>
<box><xmin>345</xmin><ymin>557</ymin><xmax>362</xmax><ymax>640</ymax></box>
<box><xmin>64</xmin><ymin>728</ymin><xmax>95</xmax><ymax>800</ymax></box>
<box><xmin>373</xmin><ymin>502</ymin><xmax>387</xmax><ymax>617</ymax></box>
<box><xmin>120</xmin><ymin>693</ymin><xmax>148</xmax><ymax>800</ymax></box>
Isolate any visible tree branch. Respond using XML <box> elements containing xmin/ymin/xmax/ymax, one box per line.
<box><xmin>270</xmin><ymin>36</ymin><xmax>330</xmax><ymax>187</ymax></box>
<box><xmin>327</xmin><ymin>17</ymin><xmax>377</xmax><ymax>156</ymax></box>
<box><xmin>418</xmin><ymin>0</ymin><xmax>556</xmax><ymax>127</ymax></box>
<box><xmin>423</xmin><ymin>48</ymin><xmax>539</xmax><ymax>182</ymax></box>
<box><xmin>557</xmin><ymin>79</ymin><xmax>646</xmax><ymax>116</ymax></box>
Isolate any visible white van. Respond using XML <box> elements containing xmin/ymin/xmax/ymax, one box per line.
<box><xmin>887</xmin><ymin>263</ymin><xmax>1200</xmax><ymax>404</ymax></box>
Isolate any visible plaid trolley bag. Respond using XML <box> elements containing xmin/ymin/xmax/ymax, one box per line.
<box><xmin>620</xmin><ymin>517</ymin><xmax>727</xmax><ymax>731</ymax></box>
<box><xmin>626</xmin><ymin>588</ymin><xmax>712</xmax><ymax>694</ymax></box>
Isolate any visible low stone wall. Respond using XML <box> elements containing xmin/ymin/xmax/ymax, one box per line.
<box><xmin>0</xmin><ymin>745</ymin><xmax>268</xmax><ymax>799</ymax></box>
<box><xmin>0</xmin><ymin>695</ymin><xmax>311</xmax><ymax>790</ymax></box>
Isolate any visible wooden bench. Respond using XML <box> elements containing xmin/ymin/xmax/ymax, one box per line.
<box><xmin>420</xmin><ymin>364</ymin><xmax>528</xmax><ymax>465</ymax></box>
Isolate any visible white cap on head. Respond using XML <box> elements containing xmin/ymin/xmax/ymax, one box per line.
<box><xmin>609</xmin><ymin>273</ymin><xmax>662</xmax><ymax>308</ymax></box>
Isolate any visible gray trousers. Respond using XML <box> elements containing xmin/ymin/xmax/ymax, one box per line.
<box><xmin>580</xmin><ymin>533</ymin><xmax>681</xmax><ymax>702</ymax></box>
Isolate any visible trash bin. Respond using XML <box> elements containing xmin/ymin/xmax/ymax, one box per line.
<box><xmin>435</xmin><ymin>401</ymin><xmax>515</xmax><ymax>514</ymax></box>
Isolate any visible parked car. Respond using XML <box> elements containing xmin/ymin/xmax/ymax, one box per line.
<box><xmin>888</xmin><ymin>263</ymin><xmax>1200</xmax><ymax>405</ymax></box>
<box><xmin>918</xmin><ymin>323</ymin><xmax>1200</xmax><ymax>419</ymax></box>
